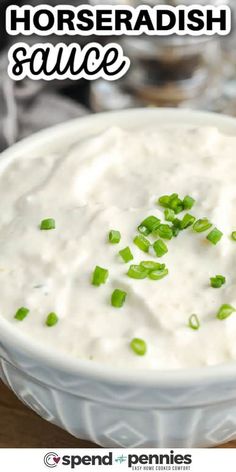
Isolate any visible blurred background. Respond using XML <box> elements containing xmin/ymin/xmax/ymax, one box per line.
<box><xmin>0</xmin><ymin>0</ymin><xmax>235</xmax><ymax>151</ymax></box>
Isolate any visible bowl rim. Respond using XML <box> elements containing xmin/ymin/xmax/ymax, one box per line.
<box><xmin>1</xmin><ymin>106</ymin><xmax>236</xmax><ymax>387</ymax></box>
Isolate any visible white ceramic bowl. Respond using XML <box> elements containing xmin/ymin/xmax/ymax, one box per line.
<box><xmin>1</xmin><ymin>108</ymin><xmax>236</xmax><ymax>448</ymax></box>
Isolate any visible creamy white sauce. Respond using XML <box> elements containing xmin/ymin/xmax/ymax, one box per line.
<box><xmin>1</xmin><ymin>125</ymin><xmax>236</xmax><ymax>370</ymax></box>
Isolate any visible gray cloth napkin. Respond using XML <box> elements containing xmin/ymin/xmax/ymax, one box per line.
<box><xmin>0</xmin><ymin>51</ymin><xmax>88</xmax><ymax>152</ymax></box>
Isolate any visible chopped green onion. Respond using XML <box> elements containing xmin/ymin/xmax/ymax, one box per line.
<box><xmin>108</xmin><ymin>230</ymin><xmax>121</xmax><ymax>244</ymax></box>
<box><xmin>210</xmin><ymin>275</ymin><xmax>226</xmax><ymax>288</ymax></box>
<box><xmin>216</xmin><ymin>274</ymin><xmax>226</xmax><ymax>284</ymax></box>
<box><xmin>180</xmin><ymin>213</ymin><xmax>196</xmax><ymax>230</ymax></box>
<box><xmin>138</xmin><ymin>216</ymin><xmax>160</xmax><ymax>236</ymax></box>
<box><xmin>216</xmin><ymin>304</ymin><xmax>236</xmax><ymax>320</ymax></box>
<box><xmin>171</xmin><ymin>218</ymin><xmax>181</xmax><ymax>237</ymax></box>
<box><xmin>211</xmin><ymin>279</ymin><xmax>222</xmax><ymax>289</ymax></box>
<box><xmin>183</xmin><ymin>195</ymin><xmax>195</xmax><ymax>210</ymax></box>
<box><xmin>111</xmin><ymin>289</ymin><xmax>127</xmax><ymax>308</ymax></box>
<box><xmin>14</xmin><ymin>307</ymin><xmax>29</xmax><ymax>321</ymax></box>
<box><xmin>127</xmin><ymin>265</ymin><xmax>148</xmax><ymax>279</ymax></box>
<box><xmin>172</xmin><ymin>227</ymin><xmax>180</xmax><ymax>237</ymax></box>
<box><xmin>148</xmin><ymin>267</ymin><xmax>169</xmax><ymax>280</ymax></box>
<box><xmin>137</xmin><ymin>225</ymin><xmax>149</xmax><ymax>236</ymax></box>
<box><xmin>207</xmin><ymin>227</ymin><xmax>223</xmax><ymax>245</ymax></box>
<box><xmin>46</xmin><ymin>312</ymin><xmax>58</xmax><ymax>327</ymax></box>
<box><xmin>168</xmin><ymin>195</ymin><xmax>183</xmax><ymax>214</ymax></box>
<box><xmin>164</xmin><ymin>208</ymin><xmax>175</xmax><ymax>222</ymax></box>
<box><xmin>193</xmin><ymin>218</ymin><xmax>212</xmax><ymax>233</ymax></box>
<box><xmin>188</xmin><ymin>314</ymin><xmax>200</xmax><ymax>330</ymax></box>
<box><xmin>158</xmin><ymin>193</ymin><xmax>185</xmax><ymax>214</ymax></box>
<box><xmin>158</xmin><ymin>195</ymin><xmax>171</xmax><ymax>208</ymax></box>
<box><xmin>40</xmin><ymin>218</ymin><xmax>55</xmax><ymax>230</ymax></box>
<box><xmin>173</xmin><ymin>218</ymin><xmax>181</xmax><ymax>226</ymax></box>
<box><xmin>92</xmin><ymin>266</ymin><xmax>109</xmax><ymax>286</ymax></box>
<box><xmin>140</xmin><ymin>261</ymin><xmax>165</xmax><ymax>271</ymax></box>
<box><xmin>153</xmin><ymin>239</ymin><xmax>168</xmax><ymax>257</ymax></box>
<box><xmin>231</xmin><ymin>231</ymin><xmax>236</xmax><ymax>241</ymax></box>
<box><xmin>119</xmin><ymin>246</ymin><xmax>133</xmax><ymax>263</ymax></box>
<box><xmin>130</xmin><ymin>338</ymin><xmax>147</xmax><ymax>356</ymax></box>
<box><xmin>133</xmin><ymin>235</ymin><xmax>151</xmax><ymax>252</ymax></box>
<box><xmin>157</xmin><ymin>224</ymin><xmax>173</xmax><ymax>240</ymax></box>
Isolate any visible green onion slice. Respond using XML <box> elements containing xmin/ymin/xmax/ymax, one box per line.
<box><xmin>193</xmin><ymin>218</ymin><xmax>212</xmax><ymax>233</ymax></box>
<box><xmin>180</xmin><ymin>213</ymin><xmax>196</xmax><ymax>230</ymax></box>
<box><xmin>111</xmin><ymin>289</ymin><xmax>127</xmax><ymax>308</ymax></box>
<box><xmin>216</xmin><ymin>304</ymin><xmax>236</xmax><ymax>320</ymax></box>
<box><xmin>133</xmin><ymin>235</ymin><xmax>151</xmax><ymax>252</ymax></box>
<box><xmin>108</xmin><ymin>230</ymin><xmax>121</xmax><ymax>244</ymax></box>
<box><xmin>210</xmin><ymin>275</ymin><xmax>226</xmax><ymax>288</ymax></box>
<box><xmin>140</xmin><ymin>261</ymin><xmax>165</xmax><ymax>271</ymax></box>
<box><xmin>207</xmin><ymin>227</ymin><xmax>223</xmax><ymax>245</ymax></box>
<box><xmin>14</xmin><ymin>307</ymin><xmax>29</xmax><ymax>321</ymax></box>
<box><xmin>183</xmin><ymin>195</ymin><xmax>195</xmax><ymax>210</ymax></box>
<box><xmin>137</xmin><ymin>225</ymin><xmax>150</xmax><ymax>236</ymax></box>
<box><xmin>168</xmin><ymin>195</ymin><xmax>183</xmax><ymax>214</ymax></box>
<box><xmin>231</xmin><ymin>231</ymin><xmax>236</xmax><ymax>241</ymax></box>
<box><xmin>92</xmin><ymin>266</ymin><xmax>109</xmax><ymax>286</ymax></box>
<box><xmin>157</xmin><ymin>224</ymin><xmax>173</xmax><ymax>240</ymax></box>
<box><xmin>164</xmin><ymin>208</ymin><xmax>175</xmax><ymax>222</ymax></box>
<box><xmin>138</xmin><ymin>216</ymin><xmax>160</xmax><ymax>236</ymax></box>
<box><xmin>40</xmin><ymin>218</ymin><xmax>55</xmax><ymax>230</ymax></box>
<box><xmin>171</xmin><ymin>218</ymin><xmax>181</xmax><ymax>237</ymax></box>
<box><xmin>119</xmin><ymin>246</ymin><xmax>133</xmax><ymax>263</ymax></box>
<box><xmin>153</xmin><ymin>239</ymin><xmax>168</xmax><ymax>257</ymax></box>
<box><xmin>148</xmin><ymin>267</ymin><xmax>169</xmax><ymax>280</ymax></box>
<box><xmin>46</xmin><ymin>312</ymin><xmax>58</xmax><ymax>327</ymax></box>
<box><xmin>130</xmin><ymin>338</ymin><xmax>147</xmax><ymax>356</ymax></box>
<box><xmin>127</xmin><ymin>265</ymin><xmax>148</xmax><ymax>279</ymax></box>
<box><xmin>158</xmin><ymin>195</ymin><xmax>172</xmax><ymax>208</ymax></box>
<box><xmin>188</xmin><ymin>314</ymin><xmax>200</xmax><ymax>330</ymax></box>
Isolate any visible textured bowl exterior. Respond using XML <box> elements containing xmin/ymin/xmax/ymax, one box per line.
<box><xmin>1</xmin><ymin>108</ymin><xmax>236</xmax><ymax>447</ymax></box>
<box><xmin>1</xmin><ymin>338</ymin><xmax>236</xmax><ymax>448</ymax></box>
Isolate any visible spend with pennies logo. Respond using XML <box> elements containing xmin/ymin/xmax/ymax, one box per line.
<box><xmin>44</xmin><ymin>452</ymin><xmax>61</xmax><ymax>468</ymax></box>
<box><xmin>115</xmin><ymin>455</ymin><xmax>127</xmax><ymax>464</ymax></box>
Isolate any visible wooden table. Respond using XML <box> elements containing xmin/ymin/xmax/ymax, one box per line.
<box><xmin>0</xmin><ymin>381</ymin><xmax>96</xmax><ymax>448</ymax></box>
<box><xmin>0</xmin><ymin>381</ymin><xmax>234</xmax><ymax>448</ymax></box>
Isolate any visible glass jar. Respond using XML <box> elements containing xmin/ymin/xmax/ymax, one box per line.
<box><xmin>90</xmin><ymin>0</ymin><xmax>235</xmax><ymax>113</ymax></box>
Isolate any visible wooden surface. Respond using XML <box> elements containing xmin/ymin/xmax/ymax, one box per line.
<box><xmin>0</xmin><ymin>380</ymin><xmax>235</xmax><ymax>448</ymax></box>
<box><xmin>0</xmin><ymin>381</ymin><xmax>97</xmax><ymax>448</ymax></box>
